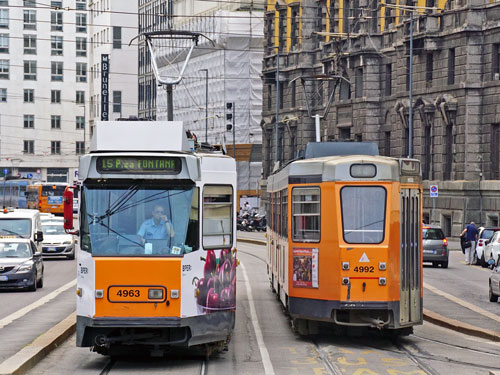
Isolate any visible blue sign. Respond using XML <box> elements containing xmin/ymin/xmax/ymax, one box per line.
<box><xmin>48</xmin><ymin>196</ymin><xmax>63</xmax><ymax>205</ymax></box>
<box><xmin>430</xmin><ymin>185</ymin><xmax>438</xmax><ymax>198</ymax></box>
<box><xmin>3</xmin><ymin>168</ymin><xmax>8</xmax><ymax>175</ymax></box>
<box><xmin>27</xmin><ymin>173</ymin><xmax>33</xmax><ymax>178</ymax></box>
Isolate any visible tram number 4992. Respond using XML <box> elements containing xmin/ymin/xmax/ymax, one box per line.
<box><xmin>353</xmin><ymin>266</ymin><xmax>374</xmax><ymax>273</ymax></box>
<box><xmin>116</xmin><ymin>289</ymin><xmax>140</xmax><ymax>297</ymax></box>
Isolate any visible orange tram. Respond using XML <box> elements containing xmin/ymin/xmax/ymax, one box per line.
<box><xmin>266</xmin><ymin>142</ymin><xmax>422</xmax><ymax>335</ymax></box>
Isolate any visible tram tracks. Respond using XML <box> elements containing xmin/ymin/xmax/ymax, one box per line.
<box><xmin>97</xmin><ymin>357</ymin><xmax>208</xmax><ymax>375</ymax></box>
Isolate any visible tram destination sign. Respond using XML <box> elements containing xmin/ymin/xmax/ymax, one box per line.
<box><xmin>96</xmin><ymin>156</ymin><xmax>182</xmax><ymax>174</ymax></box>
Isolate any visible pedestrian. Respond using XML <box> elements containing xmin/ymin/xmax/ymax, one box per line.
<box><xmin>460</xmin><ymin>222</ymin><xmax>478</xmax><ymax>265</ymax></box>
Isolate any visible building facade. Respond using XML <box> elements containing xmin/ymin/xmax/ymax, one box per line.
<box><xmin>138</xmin><ymin>0</ymin><xmax>264</xmax><ymax>207</ymax></box>
<box><xmin>88</xmin><ymin>0</ymin><xmax>138</xmax><ymax>133</ymax></box>
<box><xmin>262</xmin><ymin>0</ymin><xmax>500</xmax><ymax>237</ymax></box>
<box><xmin>0</xmin><ymin>0</ymin><xmax>89</xmax><ymax>182</ymax></box>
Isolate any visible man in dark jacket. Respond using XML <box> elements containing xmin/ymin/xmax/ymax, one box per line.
<box><xmin>460</xmin><ymin>222</ymin><xmax>478</xmax><ymax>265</ymax></box>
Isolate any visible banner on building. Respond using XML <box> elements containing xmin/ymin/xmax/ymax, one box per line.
<box><xmin>101</xmin><ymin>54</ymin><xmax>109</xmax><ymax>121</ymax></box>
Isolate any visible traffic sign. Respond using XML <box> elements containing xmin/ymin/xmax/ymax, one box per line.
<box><xmin>3</xmin><ymin>168</ymin><xmax>8</xmax><ymax>176</ymax></box>
<box><xmin>430</xmin><ymin>185</ymin><xmax>438</xmax><ymax>198</ymax></box>
<box><xmin>27</xmin><ymin>173</ymin><xmax>33</xmax><ymax>178</ymax></box>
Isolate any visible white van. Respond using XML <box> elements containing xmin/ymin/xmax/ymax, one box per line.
<box><xmin>0</xmin><ymin>209</ymin><xmax>44</xmax><ymax>252</ymax></box>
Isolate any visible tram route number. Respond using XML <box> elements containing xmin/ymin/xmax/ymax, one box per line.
<box><xmin>353</xmin><ymin>266</ymin><xmax>374</xmax><ymax>273</ymax></box>
<box><xmin>116</xmin><ymin>289</ymin><xmax>140</xmax><ymax>298</ymax></box>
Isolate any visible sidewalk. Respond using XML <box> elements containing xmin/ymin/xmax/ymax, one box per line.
<box><xmin>237</xmin><ymin>231</ymin><xmax>500</xmax><ymax>342</ymax></box>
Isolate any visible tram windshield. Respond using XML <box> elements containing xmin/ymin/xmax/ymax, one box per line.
<box><xmin>80</xmin><ymin>181</ymin><xmax>199</xmax><ymax>256</ymax></box>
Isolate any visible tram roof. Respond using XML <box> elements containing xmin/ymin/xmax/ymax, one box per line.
<box><xmin>268</xmin><ymin>155</ymin><xmax>420</xmax><ymax>191</ymax></box>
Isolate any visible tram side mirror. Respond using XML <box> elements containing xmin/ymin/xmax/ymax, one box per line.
<box><xmin>63</xmin><ymin>189</ymin><xmax>76</xmax><ymax>233</ymax></box>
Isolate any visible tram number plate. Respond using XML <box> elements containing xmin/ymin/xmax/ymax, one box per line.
<box><xmin>423</xmin><ymin>250</ymin><xmax>435</xmax><ymax>254</ymax></box>
<box><xmin>108</xmin><ymin>286</ymin><xmax>166</xmax><ymax>303</ymax></box>
<box><xmin>353</xmin><ymin>266</ymin><xmax>374</xmax><ymax>273</ymax></box>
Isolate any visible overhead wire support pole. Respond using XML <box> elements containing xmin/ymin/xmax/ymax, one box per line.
<box><xmin>275</xmin><ymin>49</ymin><xmax>279</xmax><ymax>164</ymax></box>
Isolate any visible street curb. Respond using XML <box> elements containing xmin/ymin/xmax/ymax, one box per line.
<box><xmin>423</xmin><ymin>308</ymin><xmax>500</xmax><ymax>342</ymax></box>
<box><xmin>237</xmin><ymin>237</ymin><xmax>500</xmax><ymax>343</ymax></box>
<box><xmin>0</xmin><ymin>312</ymin><xmax>76</xmax><ymax>375</ymax></box>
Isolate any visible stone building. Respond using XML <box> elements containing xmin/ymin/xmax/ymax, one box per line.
<box><xmin>261</xmin><ymin>0</ymin><xmax>500</xmax><ymax>237</ymax></box>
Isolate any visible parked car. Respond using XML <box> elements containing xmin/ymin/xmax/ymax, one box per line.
<box><xmin>488</xmin><ymin>258</ymin><xmax>500</xmax><ymax>303</ymax></box>
<box><xmin>476</xmin><ymin>227</ymin><xmax>500</xmax><ymax>267</ymax></box>
<box><xmin>483</xmin><ymin>231</ymin><xmax>500</xmax><ymax>268</ymax></box>
<box><xmin>422</xmin><ymin>225</ymin><xmax>448</xmax><ymax>268</ymax></box>
<box><xmin>0</xmin><ymin>238</ymin><xmax>44</xmax><ymax>291</ymax></box>
<box><xmin>41</xmin><ymin>220</ymin><xmax>75</xmax><ymax>260</ymax></box>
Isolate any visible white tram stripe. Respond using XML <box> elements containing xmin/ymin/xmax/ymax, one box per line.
<box><xmin>0</xmin><ymin>279</ymin><xmax>76</xmax><ymax>330</ymax></box>
<box><xmin>240</xmin><ymin>262</ymin><xmax>275</xmax><ymax>375</ymax></box>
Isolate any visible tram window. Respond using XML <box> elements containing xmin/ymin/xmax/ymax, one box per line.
<box><xmin>292</xmin><ymin>187</ymin><xmax>320</xmax><ymax>242</ymax></box>
<box><xmin>341</xmin><ymin>186</ymin><xmax>386</xmax><ymax>244</ymax></box>
<box><xmin>202</xmin><ymin>185</ymin><xmax>233</xmax><ymax>249</ymax></box>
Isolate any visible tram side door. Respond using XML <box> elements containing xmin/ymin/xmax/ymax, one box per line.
<box><xmin>400</xmin><ymin>188</ymin><xmax>422</xmax><ymax>325</ymax></box>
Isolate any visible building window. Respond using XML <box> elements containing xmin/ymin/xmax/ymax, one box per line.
<box><xmin>0</xmin><ymin>87</ymin><xmax>5</xmax><ymax>102</ymax></box>
<box><xmin>24</xmin><ymin>89</ymin><xmax>34</xmax><ymax>103</ymax></box>
<box><xmin>265</xmin><ymin>13</ymin><xmax>274</xmax><ymax>54</ymax></box>
<box><xmin>113</xmin><ymin>26</ymin><xmax>121</xmax><ymax>49</ymax></box>
<box><xmin>23</xmin><ymin>34</ymin><xmax>36</xmax><ymax>54</ymax></box>
<box><xmin>291</xmin><ymin>80</ymin><xmax>296</xmax><ymax>107</ymax></box>
<box><xmin>24</xmin><ymin>60</ymin><xmax>36</xmax><ymax>80</ymax></box>
<box><xmin>426</xmin><ymin>52</ymin><xmax>433</xmax><ymax>86</ymax></box>
<box><xmin>423</xmin><ymin>125</ymin><xmax>431</xmax><ymax>180</ymax></box>
<box><xmin>47</xmin><ymin>167</ymin><xmax>67</xmax><ymax>182</ymax></box>
<box><xmin>50</xmin><ymin>1</ymin><xmax>62</xmax><ymax>7</ymax></box>
<box><xmin>51</xmin><ymin>90</ymin><xmax>61</xmax><ymax>103</ymax></box>
<box><xmin>23</xmin><ymin>0</ymin><xmax>36</xmax><ymax>6</ymax></box>
<box><xmin>75</xmin><ymin>0</ymin><xmax>86</xmax><ymax>10</ymax></box>
<box><xmin>0</xmin><ymin>1</ymin><xmax>7</xmax><ymax>5</ymax></box>
<box><xmin>51</xmin><ymin>61</ymin><xmax>63</xmax><ymax>81</ymax></box>
<box><xmin>355</xmin><ymin>67</ymin><xmax>363</xmax><ymax>98</ymax></box>
<box><xmin>278</xmin><ymin>82</ymin><xmax>284</xmax><ymax>109</ymax></box>
<box><xmin>0</xmin><ymin>59</ymin><xmax>8</xmax><ymax>79</ymax></box>
<box><xmin>339</xmin><ymin>78</ymin><xmax>351</xmax><ymax>100</ymax></box>
<box><xmin>340</xmin><ymin>127</ymin><xmax>351</xmax><ymax>140</ymax></box>
<box><xmin>24</xmin><ymin>114</ymin><xmax>34</xmax><ymax>128</ymax></box>
<box><xmin>76</xmin><ymin>13</ymin><xmax>86</xmax><ymax>33</ymax></box>
<box><xmin>112</xmin><ymin>91</ymin><xmax>121</xmax><ymax>113</ymax></box>
<box><xmin>76</xmin><ymin>62</ymin><xmax>87</xmax><ymax>82</ymax></box>
<box><xmin>76</xmin><ymin>90</ymin><xmax>85</xmax><ymax>104</ymax></box>
<box><xmin>384</xmin><ymin>131</ymin><xmax>391</xmax><ymax>156</ymax></box>
<box><xmin>278</xmin><ymin>9</ymin><xmax>286</xmax><ymax>52</ymax></box>
<box><xmin>448</xmin><ymin>48</ymin><xmax>455</xmax><ymax>85</ymax></box>
<box><xmin>385</xmin><ymin>64</ymin><xmax>392</xmax><ymax>96</ymax></box>
<box><xmin>76</xmin><ymin>116</ymin><xmax>85</xmax><ymax>129</ymax></box>
<box><xmin>76</xmin><ymin>141</ymin><xmax>85</xmax><ymax>154</ymax></box>
<box><xmin>406</xmin><ymin>57</ymin><xmax>411</xmax><ymax>91</ymax></box>
<box><xmin>0</xmin><ymin>34</ymin><xmax>7</xmax><ymax>53</ymax></box>
<box><xmin>23</xmin><ymin>140</ymin><xmax>34</xmax><ymax>154</ymax></box>
<box><xmin>290</xmin><ymin>5</ymin><xmax>299</xmax><ymax>49</ymax></box>
<box><xmin>51</xmin><ymin>141</ymin><xmax>61</xmax><ymax>154</ymax></box>
<box><xmin>444</xmin><ymin>124</ymin><xmax>453</xmax><ymax>180</ymax></box>
<box><xmin>491</xmin><ymin>124</ymin><xmax>499</xmax><ymax>180</ymax></box>
<box><xmin>267</xmin><ymin>84</ymin><xmax>272</xmax><ymax>110</ymax></box>
<box><xmin>51</xmin><ymin>115</ymin><xmax>61</xmax><ymax>129</ymax></box>
<box><xmin>23</xmin><ymin>10</ymin><xmax>36</xmax><ymax>30</ymax></box>
<box><xmin>76</xmin><ymin>37</ymin><xmax>86</xmax><ymax>56</ymax></box>
<box><xmin>384</xmin><ymin>0</ymin><xmax>395</xmax><ymax>29</ymax></box>
<box><xmin>51</xmin><ymin>11</ymin><xmax>63</xmax><ymax>31</ymax></box>
<box><xmin>493</xmin><ymin>44</ymin><xmax>500</xmax><ymax>80</ymax></box>
<box><xmin>51</xmin><ymin>35</ymin><xmax>63</xmax><ymax>56</ymax></box>
<box><xmin>0</xmin><ymin>9</ymin><xmax>8</xmax><ymax>29</ymax></box>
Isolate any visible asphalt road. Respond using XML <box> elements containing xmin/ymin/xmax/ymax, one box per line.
<box><xmin>22</xmin><ymin>241</ymin><xmax>500</xmax><ymax>375</ymax></box>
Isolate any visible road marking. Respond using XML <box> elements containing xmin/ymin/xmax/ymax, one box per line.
<box><xmin>424</xmin><ymin>282</ymin><xmax>500</xmax><ymax>324</ymax></box>
<box><xmin>0</xmin><ymin>279</ymin><xmax>76</xmax><ymax>330</ymax></box>
<box><xmin>240</xmin><ymin>262</ymin><xmax>275</xmax><ymax>375</ymax></box>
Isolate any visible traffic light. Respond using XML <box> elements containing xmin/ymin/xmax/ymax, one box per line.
<box><xmin>226</xmin><ymin>102</ymin><xmax>233</xmax><ymax>131</ymax></box>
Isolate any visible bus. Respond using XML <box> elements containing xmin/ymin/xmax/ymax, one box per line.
<box><xmin>27</xmin><ymin>183</ymin><xmax>68</xmax><ymax>215</ymax></box>
<box><xmin>266</xmin><ymin>142</ymin><xmax>422</xmax><ymax>336</ymax></box>
<box><xmin>63</xmin><ymin>121</ymin><xmax>237</xmax><ymax>357</ymax></box>
<box><xmin>0</xmin><ymin>178</ymin><xmax>36</xmax><ymax>209</ymax></box>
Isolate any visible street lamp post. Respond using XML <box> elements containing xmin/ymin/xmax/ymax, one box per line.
<box><xmin>199</xmin><ymin>69</ymin><xmax>209</xmax><ymax>143</ymax></box>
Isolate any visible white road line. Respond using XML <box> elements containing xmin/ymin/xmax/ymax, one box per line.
<box><xmin>0</xmin><ymin>279</ymin><xmax>76</xmax><ymax>330</ymax></box>
<box><xmin>240</xmin><ymin>262</ymin><xmax>275</xmax><ymax>375</ymax></box>
<box><xmin>424</xmin><ymin>281</ymin><xmax>500</xmax><ymax>324</ymax></box>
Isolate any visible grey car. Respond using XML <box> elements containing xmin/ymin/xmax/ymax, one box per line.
<box><xmin>489</xmin><ymin>258</ymin><xmax>500</xmax><ymax>302</ymax></box>
<box><xmin>423</xmin><ymin>225</ymin><xmax>449</xmax><ymax>268</ymax></box>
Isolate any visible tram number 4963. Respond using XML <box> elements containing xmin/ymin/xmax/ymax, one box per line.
<box><xmin>353</xmin><ymin>266</ymin><xmax>374</xmax><ymax>273</ymax></box>
<box><xmin>116</xmin><ymin>289</ymin><xmax>140</xmax><ymax>297</ymax></box>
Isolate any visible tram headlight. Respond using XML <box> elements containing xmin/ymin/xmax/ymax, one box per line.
<box><xmin>379</xmin><ymin>262</ymin><xmax>386</xmax><ymax>271</ymax></box>
<box><xmin>148</xmin><ymin>288</ymin><xmax>164</xmax><ymax>300</ymax></box>
<box><xmin>379</xmin><ymin>277</ymin><xmax>387</xmax><ymax>286</ymax></box>
<box><xmin>342</xmin><ymin>262</ymin><xmax>350</xmax><ymax>270</ymax></box>
<box><xmin>342</xmin><ymin>277</ymin><xmax>350</xmax><ymax>285</ymax></box>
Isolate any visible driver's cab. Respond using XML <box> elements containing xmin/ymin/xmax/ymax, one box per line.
<box><xmin>0</xmin><ymin>208</ymin><xmax>43</xmax><ymax>253</ymax></box>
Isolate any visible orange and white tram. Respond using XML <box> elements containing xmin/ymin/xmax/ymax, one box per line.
<box><xmin>64</xmin><ymin>121</ymin><xmax>237</xmax><ymax>355</ymax></box>
<box><xmin>266</xmin><ymin>143</ymin><xmax>422</xmax><ymax>335</ymax></box>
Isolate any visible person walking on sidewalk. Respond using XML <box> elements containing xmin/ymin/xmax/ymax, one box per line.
<box><xmin>460</xmin><ymin>222</ymin><xmax>478</xmax><ymax>265</ymax></box>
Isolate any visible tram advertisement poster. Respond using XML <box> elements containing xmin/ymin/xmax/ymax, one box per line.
<box><xmin>292</xmin><ymin>248</ymin><xmax>318</xmax><ymax>288</ymax></box>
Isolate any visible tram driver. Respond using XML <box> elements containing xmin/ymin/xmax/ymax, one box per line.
<box><xmin>137</xmin><ymin>204</ymin><xmax>175</xmax><ymax>247</ymax></box>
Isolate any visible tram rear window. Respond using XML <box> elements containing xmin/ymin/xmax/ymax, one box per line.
<box><xmin>292</xmin><ymin>187</ymin><xmax>320</xmax><ymax>242</ymax></box>
<box><xmin>341</xmin><ymin>186</ymin><xmax>386</xmax><ymax>244</ymax></box>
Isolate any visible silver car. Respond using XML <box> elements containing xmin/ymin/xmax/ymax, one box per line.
<box><xmin>489</xmin><ymin>258</ymin><xmax>500</xmax><ymax>303</ymax></box>
<box><xmin>483</xmin><ymin>231</ymin><xmax>500</xmax><ymax>268</ymax></box>
<box><xmin>476</xmin><ymin>227</ymin><xmax>500</xmax><ymax>267</ymax></box>
<box><xmin>422</xmin><ymin>225</ymin><xmax>449</xmax><ymax>268</ymax></box>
